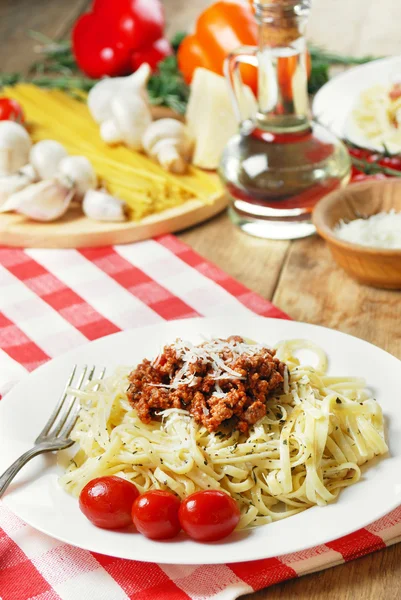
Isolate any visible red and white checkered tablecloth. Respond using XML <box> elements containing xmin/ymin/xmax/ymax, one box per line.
<box><xmin>1</xmin><ymin>234</ymin><xmax>400</xmax><ymax>600</ymax></box>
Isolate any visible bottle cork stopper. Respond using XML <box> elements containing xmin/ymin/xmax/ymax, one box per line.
<box><xmin>253</xmin><ymin>0</ymin><xmax>307</xmax><ymax>45</ymax></box>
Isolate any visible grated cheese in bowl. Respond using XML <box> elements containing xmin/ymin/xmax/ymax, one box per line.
<box><xmin>334</xmin><ymin>210</ymin><xmax>401</xmax><ymax>249</ymax></box>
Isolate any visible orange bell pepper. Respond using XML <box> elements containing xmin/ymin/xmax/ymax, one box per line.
<box><xmin>177</xmin><ymin>1</ymin><xmax>258</xmax><ymax>92</ymax></box>
<box><xmin>177</xmin><ymin>0</ymin><xmax>311</xmax><ymax>99</ymax></box>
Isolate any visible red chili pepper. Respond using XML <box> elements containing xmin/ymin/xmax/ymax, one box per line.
<box><xmin>72</xmin><ymin>0</ymin><xmax>166</xmax><ymax>78</ymax></box>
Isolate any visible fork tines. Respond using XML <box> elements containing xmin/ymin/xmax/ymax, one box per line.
<box><xmin>35</xmin><ymin>365</ymin><xmax>106</xmax><ymax>445</ymax></box>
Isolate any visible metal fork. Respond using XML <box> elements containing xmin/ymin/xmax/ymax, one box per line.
<box><xmin>0</xmin><ymin>364</ymin><xmax>105</xmax><ymax>498</ymax></box>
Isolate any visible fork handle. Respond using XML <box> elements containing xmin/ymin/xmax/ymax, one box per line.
<box><xmin>0</xmin><ymin>442</ymin><xmax>58</xmax><ymax>498</ymax></box>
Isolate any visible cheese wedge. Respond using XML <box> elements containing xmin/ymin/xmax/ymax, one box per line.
<box><xmin>186</xmin><ymin>68</ymin><xmax>257</xmax><ymax>170</ymax></box>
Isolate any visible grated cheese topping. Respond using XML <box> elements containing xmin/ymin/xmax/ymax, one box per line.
<box><xmin>151</xmin><ymin>337</ymin><xmax>271</xmax><ymax>393</ymax></box>
<box><xmin>335</xmin><ymin>210</ymin><xmax>401</xmax><ymax>249</ymax></box>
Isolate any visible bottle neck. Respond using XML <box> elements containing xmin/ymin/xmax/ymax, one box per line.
<box><xmin>253</xmin><ymin>0</ymin><xmax>311</xmax><ymax>133</ymax></box>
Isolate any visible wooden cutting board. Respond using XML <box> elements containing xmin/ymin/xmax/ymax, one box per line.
<box><xmin>0</xmin><ymin>86</ymin><xmax>228</xmax><ymax>248</ymax></box>
<box><xmin>0</xmin><ymin>190</ymin><xmax>227</xmax><ymax>249</ymax></box>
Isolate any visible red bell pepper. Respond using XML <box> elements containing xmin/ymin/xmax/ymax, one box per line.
<box><xmin>72</xmin><ymin>0</ymin><xmax>172</xmax><ymax>78</ymax></box>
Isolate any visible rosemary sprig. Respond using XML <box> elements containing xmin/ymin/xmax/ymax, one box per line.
<box><xmin>147</xmin><ymin>56</ymin><xmax>189</xmax><ymax>115</ymax></box>
<box><xmin>308</xmin><ymin>46</ymin><xmax>380</xmax><ymax>94</ymax></box>
<box><xmin>309</xmin><ymin>46</ymin><xmax>379</xmax><ymax>67</ymax></box>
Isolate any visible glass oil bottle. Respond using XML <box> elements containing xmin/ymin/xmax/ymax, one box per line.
<box><xmin>219</xmin><ymin>0</ymin><xmax>351</xmax><ymax>240</ymax></box>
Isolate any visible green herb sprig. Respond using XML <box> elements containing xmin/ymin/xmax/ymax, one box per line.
<box><xmin>308</xmin><ymin>46</ymin><xmax>379</xmax><ymax>94</ymax></box>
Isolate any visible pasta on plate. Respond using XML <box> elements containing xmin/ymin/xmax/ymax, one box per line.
<box><xmin>60</xmin><ymin>337</ymin><xmax>388</xmax><ymax>530</ymax></box>
<box><xmin>350</xmin><ymin>82</ymin><xmax>401</xmax><ymax>152</ymax></box>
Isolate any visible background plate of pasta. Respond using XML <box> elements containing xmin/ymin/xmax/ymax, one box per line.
<box><xmin>313</xmin><ymin>55</ymin><xmax>401</xmax><ymax>152</ymax></box>
<box><xmin>0</xmin><ymin>315</ymin><xmax>400</xmax><ymax>565</ymax></box>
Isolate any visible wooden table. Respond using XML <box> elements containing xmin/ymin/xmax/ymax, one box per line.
<box><xmin>1</xmin><ymin>0</ymin><xmax>401</xmax><ymax>598</ymax></box>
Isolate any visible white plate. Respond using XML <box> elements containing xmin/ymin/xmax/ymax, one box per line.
<box><xmin>1</xmin><ymin>316</ymin><xmax>400</xmax><ymax>565</ymax></box>
<box><xmin>312</xmin><ymin>55</ymin><xmax>401</xmax><ymax>150</ymax></box>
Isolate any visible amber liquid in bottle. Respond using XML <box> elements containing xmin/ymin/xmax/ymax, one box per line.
<box><xmin>219</xmin><ymin>0</ymin><xmax>351</xmax><ymax>240</ymax></box>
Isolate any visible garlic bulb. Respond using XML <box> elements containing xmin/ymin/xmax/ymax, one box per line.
<box><xmin>0</xmin><ymin>175</ymin><xmax>74</xmax><ymax>222</ymax></box>
<box><xmin>0</xmin><ymin>121</ymin><xmax>32</xmax><ymax>176</ymax></box>
<box><xmin>100</xmin><ymin>95</ymin><xmax>152</xmax><ymax>149</ymax></box>
<box><xmin>0</xmin><ymin>164</ymin><xmax>37</xmax><ymax>207</ymax></box>
<box><xmin>57</xmin><ymin>156</ymin><xmax>97</xmax><ymax>199</ymax></box>
<box><xmin>88</xmin><ymin>63</ymin><xmax>151</xmax><ymax>124</ymax></box>
<box><xmin>87</xmin><ymin>63</ymin><xmax>152</xmax><ymax>150</ymax></box>
<box><xmin>83</xmin><ymin>189</ymin><xmax>128</xmax><ymax>222</ymax></box>
<box><xmin>142</xmin><ymin>119</ymin><xmax>194</xmax><ymax>173</ymax></box>
<box><xmin>30</xmin><ymin>140</ymin><xmax>68</xmax><ymax>179</ymax></box>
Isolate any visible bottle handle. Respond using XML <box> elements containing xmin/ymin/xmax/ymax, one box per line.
<box><xmin>224</xmin><ymin>46</ymin><xmax>258</xmax><ymax>133</ymax></box>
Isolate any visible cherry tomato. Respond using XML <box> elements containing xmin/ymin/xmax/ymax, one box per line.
<box><xmin>351</xmin><ymin>173</ymin><xmax>387</xmax><ymax>183</ymax></box>
<box><xmin>79</xmin><ymin>476</ymin><xmax>139</xmax><ymax>529</ymax></box>
<box><xmin>0</xmin><ymin>98</ymin><xmax>24</xmax><ymax>123</ymax></box>
<box><xmin>131</xmin><ymin>37</ymin><xmax>173</xmax><ymax>72</ymax></box>
<box><xmin>377</xmin><ymin>156</ymin><xmax>401</xmax><ymax>171</ymax></box>
<box><xmin>132</xmin><ymin>490</ymin><xmax>181</xmax><ymax>540</ymax></box>
<box><xmin>348</xmin><ymin>147</ymin><xmax>372</xmax><ymax>160</ymax></box>
<box><xmin>179</xmin><ymin>490</ymin><xmax>240</xmax><ymax>542</ymax></box>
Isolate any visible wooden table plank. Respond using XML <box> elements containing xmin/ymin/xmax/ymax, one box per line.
<box><xmin>244</xmin><ymin>543</ymin><xmax>401</xmax><ymax>600</ymax></box>
<box><xmin>273</xmin><ymin>237</ymin><xmax>401</xmax><ymax>356</ymax></box>
<box><xmin>0</xmin><ymin>0</ymin><xmax>90</xmax><ymax>73</ymax></box>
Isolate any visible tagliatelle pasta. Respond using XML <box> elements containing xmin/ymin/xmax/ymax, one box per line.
<box><xmin>60</xmin><ymin>338</ymin><xmax>388</xmax><ymax>530</ymax></box>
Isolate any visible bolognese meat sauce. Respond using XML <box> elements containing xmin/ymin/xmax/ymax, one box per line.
<box><xmin>127</xmin><ymin>336</ymin><xmax>287</xmax><ymax>434</ymax></box>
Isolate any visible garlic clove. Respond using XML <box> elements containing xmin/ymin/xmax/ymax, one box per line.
<box><xmin>113</xmin><ymin>95</ymin><xmax>152</xmax><ymax>149</ymax></box>
<box><xmin>30</xmin><ymin>140</ymin><xmax>68</xmax><ymax>180</ymax></box>
<box><xmin>83</xmin><ymin>189</ymin><xmax>128</xmax><ymax>222</ymax></box>
<box><xmin>88</xmin><ymin>80</ymin><xmax>118</xmax><ymax>124</ymax></box>
<box><xmin>100</xmin><ymin>119</ymin><xmax>123</xmax><ymax>145</ymax></box>
<box><xmin>100</xmin><ymin>95</ymin><xmax>152</xmax><ymax>150</ymax></box>
<box><xmin>87</xmin><ymin>63</ymin><xmax>151</xmax><ymax>124</ymax></box>
<box><xmin>0</xmin><ymin>163</ymin><xmax>38</xmax><ymax>207</ymax></box>
<box><xmin>122</xmin><ymin>63</ymin><xmax>151</xmax><ymax>101</ymax></box>
<box><xmin>0</xmin><ymin>178</ymin><xmax>74</xmax><ymax>221</ymax></box>
<box><xmin>57</xmin><ymin>155</ymin><xmax>97</xmax><ymax>200</ymax></box>
<box><xmin>0</xmin><ymin>121</ymin><xmax>32</xmax><ymax>176</ymax></box>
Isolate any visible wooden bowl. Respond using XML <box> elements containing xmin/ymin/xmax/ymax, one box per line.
<box><xmin>313</xmin><ymin>179</ymin><xmax>401</xmax><ymax>289</ymax></box>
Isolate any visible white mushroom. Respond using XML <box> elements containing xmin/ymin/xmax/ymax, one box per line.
<box><xmin>142</xmin><ymin>119</ymin><xmax>194</xmax><ymax>173</ymax></box>
<box><xmin>83</xmin><ymin>189</ymin><xmax>128</xmax><ymax>222</ymax></box>
<box><xmin>87</xmin><ymin>63</ymin><xmax>151</xmax><ymax>123</ymax></box>
<box><xmin>0</xmin><ymin>174</ymin><xmax>74</xmax><ymax>221</ymax></box>
<box><xmin>57</xmin><ymin>155</ymin><xmax>97</xmax><ymax>200</ymax></box>
<box><xmin>0</xmin><ymin>121</ymin><xmax>32</xmax><ymax>176</ymax></box>
<box><xmin>0</xmin><ymin>164</ymin><xmax>37</xmax><ymax>207</ymax></box>
<box><xmin>100</xmin><ymin>95</ymin><xmax>152</xmax><ymax>149</ymax></box>
<box><xmin>30</xmin><ymin>140</ymin><xmax>68</xmax><ymax>179</ymax></box>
